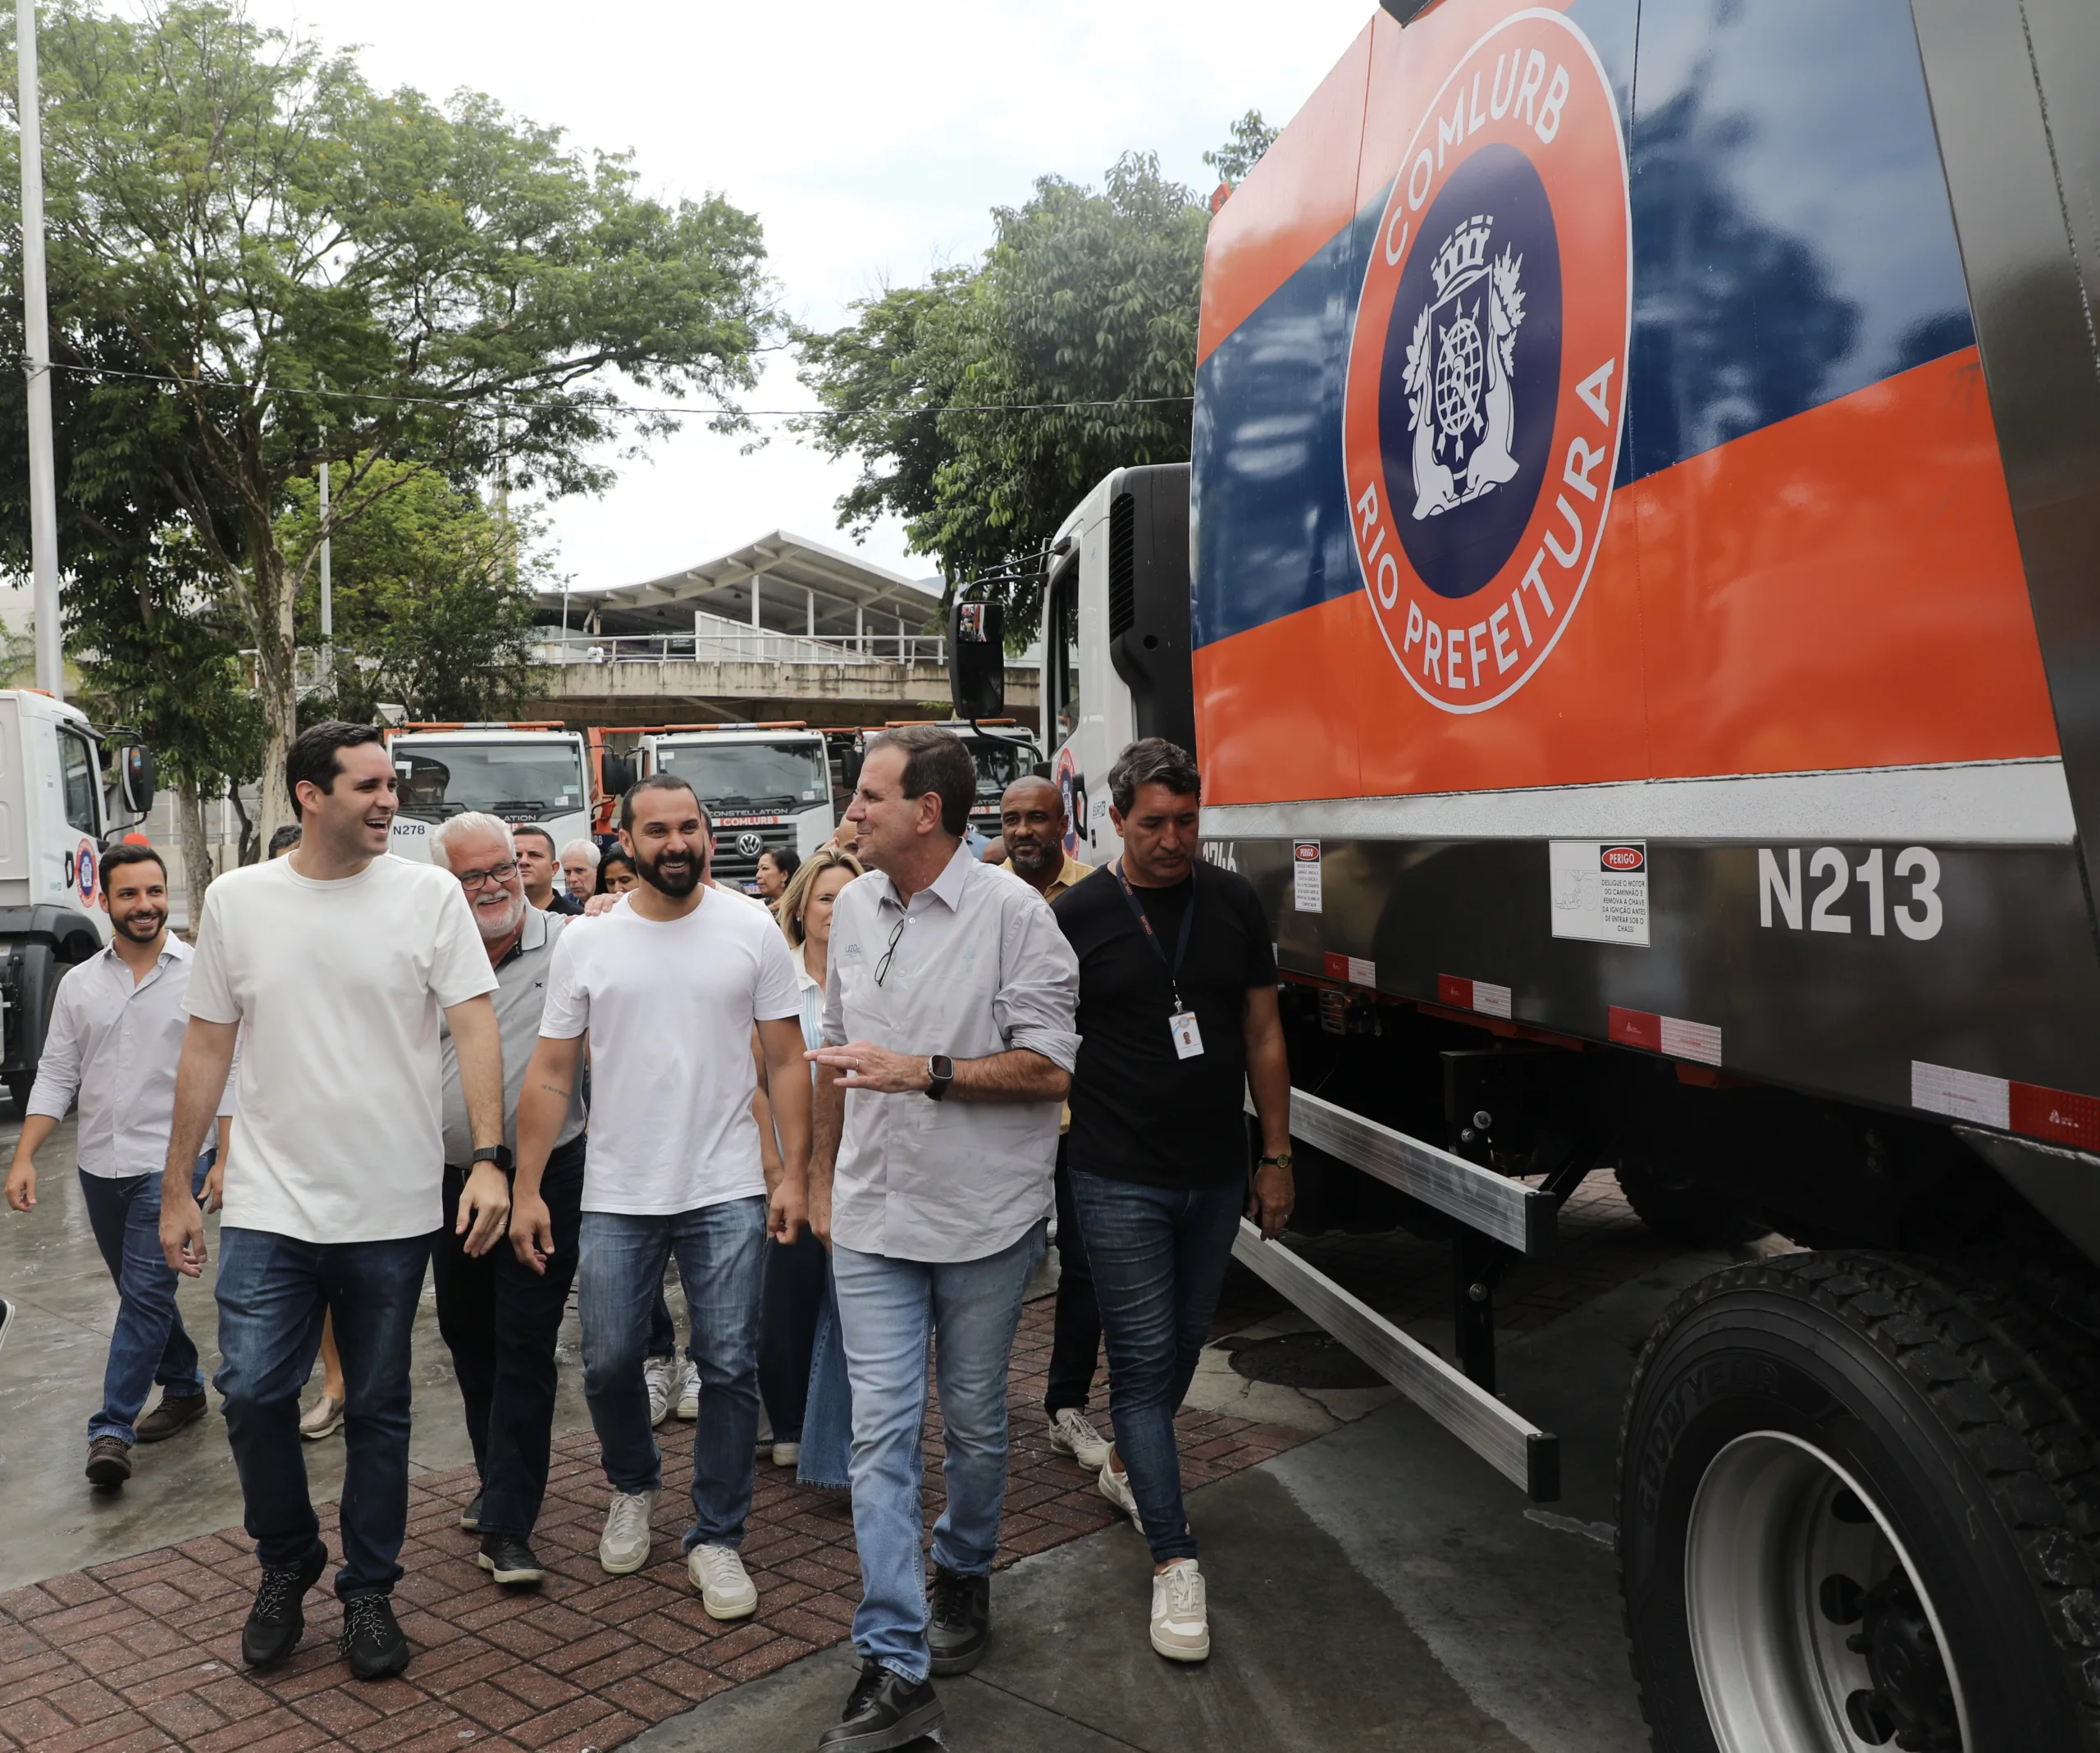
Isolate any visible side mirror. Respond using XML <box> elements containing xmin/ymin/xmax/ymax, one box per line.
<box><xmin>839</xmin><ymin>743</ymin><xmax>865</xmax><ymax>795</ymax></box>
<box><xmin>599</xmin><ymin>750</ymin><xmax>638</xmax><ymax>797</ymax></box>
<box><xmin>118</xmin><ymin>746</ymin><xmax>157</xmax><ymax>816</ymax></box>
<box><xmin>947</xmin><ymin>597</ymin><xmax>1006</xmax><ymax>722</ymax></box>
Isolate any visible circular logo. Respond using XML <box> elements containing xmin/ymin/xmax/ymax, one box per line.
<box><xmin>75</xmin><ymin>838</ymin><xmax>97</xmax><ymax>904</ymax></box>
<box><xmin>1344</xmin><ymin>8</ymin><xmax>1631</xmax><ymax>714</ymax></box>
<box><xmin>736</xmin><ymin>831</ymin><xmax>764</xmax><ymax>858</ymax></box>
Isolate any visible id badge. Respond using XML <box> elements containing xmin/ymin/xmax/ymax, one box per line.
<box><xmin>1171</xmin><ymin>1011</ymin><xmax>1204</xmax><ymax>1059</ymax></box>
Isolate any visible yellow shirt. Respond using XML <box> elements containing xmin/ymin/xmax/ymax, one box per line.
<box><xmin>1002</xmin><ymin>851</ymin><xmax>1095</xmax><ymax>903</ymax></box>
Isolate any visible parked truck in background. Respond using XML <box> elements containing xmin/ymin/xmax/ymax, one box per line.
<box><xmin>631</xmin><ymin>724</ymin><xmax>837</xmax><ymax>892</ymax></box>
<box><xmin>385</xmin><ymin>724</ymin><xmax>594</xmax><ymax>865</ymax></box>
<box><xmin>954</xmin><ymin>1</ymin><xmax>2100</xmax><ymax>1746</ymax></box>
<box><xmin>0</xmin><ymin>690</ymin><xmax>154</xmax><ymax>1110</ymax></box>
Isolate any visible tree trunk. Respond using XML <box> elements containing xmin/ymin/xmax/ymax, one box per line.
<box><xmin>174</xmin><ymin>778</ymin><xmax>215</xmax><ymax>938</ymax></box>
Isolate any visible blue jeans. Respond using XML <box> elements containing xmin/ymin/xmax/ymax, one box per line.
<box><xmin>214</xmin><ymin>1225</ymin><xmax>432</xmax><ymax>1598</ymax></box>
<box><xmin>832</xmin><ymin>1221</ymin><xmax>1046</xmax><ymax>1684</ymax></box>
<box><xmin>577</xmin><ymin>1197</ymin><xmax>766</xmax><ymax>1549</ymax></box>
<box><xmin>796</xmin><ymin>1272</ymin><xmax>853</xmax><ymax>1491</ymax></box>
<box><xmin>77</xmin><ymin>1154</ymin><xmax>211</xmax><ymax>1445</ymax></box>
<box><xmin>1067</xmin><ymin>1172</ymin><xmax>1244</xmax><ymax>1565</ymax></box>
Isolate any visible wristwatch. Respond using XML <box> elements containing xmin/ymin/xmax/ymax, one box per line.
<box><xmin>924</xmin><ymin>1055</ymin><xmax>956</xmax><ymax>1102</ymax></box>
<box><xmin>472</xmin><ymin>1145</ymin><xmax>514</xmax><ymax>1171</ymax></box>
<box><xmin>1258</xmin><ymin>1153</ymin><xmax>1294</xmax><ymax>1171</ymax></box>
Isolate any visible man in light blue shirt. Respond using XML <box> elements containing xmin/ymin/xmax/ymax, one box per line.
<box><xmin>3</xmin><ymin>843</ymin><xmax>231</xmax><ymax>1488</ymax></box>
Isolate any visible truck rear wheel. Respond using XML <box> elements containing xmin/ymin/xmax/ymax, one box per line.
<box><xmin>1618</xmin><ymin>1253</ymin><xmax>2100</xmax><ymax>1751</ymax></box>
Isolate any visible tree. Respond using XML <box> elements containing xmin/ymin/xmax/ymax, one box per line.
<box><xmin>0</xmin><ymin>1</ymin><xmax>777</xmax><ymax>840</ymax></box>
<box><xmin>276</xmin><ymin>458</ymin><xmax>545</xmax><ymax>725</ymax></box>
<box><xmin>797</xmin><ymin>152</ymin><xmax>1208</xmax><ymax>625</ymax></box>
<box><xmin>1203</xmin><ymin>110</ymin><xmax>1278</xmax><ymax>186</ymax></box>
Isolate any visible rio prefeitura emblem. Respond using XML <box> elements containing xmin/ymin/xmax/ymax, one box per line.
<box><xmin>1406</xmin><ymin>214</ymin><xmax>1526</xmax><ymax>519</ymax></box>
<box><xmin>1343</xmin><ymin>8</ymin><xmax>1631</xmax><ymax>714</ymax></box>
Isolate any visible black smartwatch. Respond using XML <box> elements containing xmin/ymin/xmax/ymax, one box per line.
<box><xmin>472</xmin><ymin>1145</ymin><xmax>514</xmax><ymax>1172</ymax></box>
<box><xmin>924</xmin><ymin>1055</ymin><xmax>955</xmax><ymax>1102</ymax></box>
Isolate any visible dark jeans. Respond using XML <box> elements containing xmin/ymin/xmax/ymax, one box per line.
<box><xmin>214</xmin><ymin>1225</ymin><xmax>433</xmax><ymax>1598</ymax></box>
<box><xmin>1066</xmin><ymin>1171</ymin><xmax>1244</xmax><ymax>1565</ymax></box>
<box><xmin>759</xmin><ymin>1228</ymin><xmax>829</xmax><ymax>1442</ymax></box>
<box><xmin>1043</xmin><ymin>1143</ymin><xmax>1102</xmax><ymax>1417</ymax></box>
<box><xmin>77</xmin><ymin>1154</ymin><xmax>211</xmax><ymax>1445</ymax></box>
<box><xmin>431</xmin><ymin>1135</ymin><xmax>586</xmax><ymax>1537</ymax></box>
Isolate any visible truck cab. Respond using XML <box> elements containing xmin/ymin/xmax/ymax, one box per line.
<box><xmin>383</xmin><ymin>724</ymin><xmax>593</xmax><ymax>866</ymax></box>
<box><xmin>636</xmin><ymin>724</ymin><xmax>836</xmax><ymax>892</ymax></box>
<box><xmin>0</xmin><ymin>691</ymin><xmax>155</xmax><ymax>1107</ymax></box>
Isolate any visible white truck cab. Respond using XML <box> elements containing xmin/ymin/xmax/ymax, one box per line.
<box><xmin>636</xmin><ymin>724</ymin><xmax>836</xmax><ymax>892</ymax></box>
<box><xmin>384</xmin><ymin>724</ymin><xmax>593</xmax><ymax>866</ymax></box>
<box><xmin>0</xmin><ymin>690</ymin><xmax>157</xmax><ymax>1107</ymax></box>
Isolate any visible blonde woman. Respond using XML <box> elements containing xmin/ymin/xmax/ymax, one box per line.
<box><xmin>759</xmin><ymin>848</ymin><xmax>861</xmax><ymax>1481</ymax></box>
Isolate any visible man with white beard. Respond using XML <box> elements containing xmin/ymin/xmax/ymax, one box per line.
<box><xmin>428</xmin><ymin>811</ymin><xmax>588</xmax><ymax>1590</ymax></box>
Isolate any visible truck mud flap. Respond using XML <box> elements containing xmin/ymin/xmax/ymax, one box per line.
<box><xmin>1230</xmin><ymin>1219</ymin><xmax>1560</xmax><ymax>1500</ymax></box>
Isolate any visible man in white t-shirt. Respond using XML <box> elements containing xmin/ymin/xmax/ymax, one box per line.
<box><xmin>514</xmin><ymin>773</ymin><xmax>810</xmax><ymax>1623</ymax></box>
<box><xmin>158</xmin><ymin>723</ymin><xmax>508</xmax><ymax>1685</ymax></box>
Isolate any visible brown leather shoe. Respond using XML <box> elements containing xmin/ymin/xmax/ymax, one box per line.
<box><xmin>85</xmin><ymin>1435</ymin><xmax>133</xmax><ymax>1486</ymax></box>
<box><xmin>135</xmin><ymin>1390</ymin><xmax>208</xmax><ymax>1443</ymax></box>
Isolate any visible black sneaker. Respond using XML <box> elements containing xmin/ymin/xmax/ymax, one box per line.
<box><xmin>459</xmin><ymin>1491</ymin><xmax>483</xmax><ymax>1533</ymax></box>
<box><xmin>242</xmin><ymin>1540</ymin><xmax>327</xmax><ymax>1669</ymax></box>
<box><xmin>477</xmin><ymin>1532</ymin><xmax>546</xmax><ymax>1587</ymax></box>
<box><xmin>926</xmin><ymin>1564</ymin><xmax>990</xmax><ymax>1676</ymax></box>
<box><xmin>340</xmin><ymin>1592</ymin><xmax>410</xmax><ymax>1681</ymax></box>
<box><xmin>816</xmin><ymin>1659</ymin><xmax>945</xmax><ymax>1751</ymax></box>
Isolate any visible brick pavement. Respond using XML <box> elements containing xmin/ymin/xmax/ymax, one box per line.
<box><xmin>0</xmin><ymin>1297</ymin><xmax>1308</xmax><ymax>1753</ymax></box>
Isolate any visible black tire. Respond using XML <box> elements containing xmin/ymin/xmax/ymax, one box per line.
<box><xmin>1618</xmin><ymin>1253</ymin><xmax>2100</xmax><ymax>1751</ymax></box>
<box><xmin>1614</xmin><ymin>1158</ymin><xmax>1771</xmax><ymax>1249</ymax></box>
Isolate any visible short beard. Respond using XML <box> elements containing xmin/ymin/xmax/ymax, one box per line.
<box><xmin>1007</xmin><ymin>839</ymin><xmax>1057</xmax><ymax>876</ymax></box>
<box><xmin>636</xmin><ymin>848</ymin><xmax>699</xmax><ymax>898</ymax></box>
<box><xmin>472</xmin><ymin>891</ymin><xmax>525</xmax><ymax>943</ymax></box>
<box><xmin>114</xmin><ymin>911</ymin><xmax>164</xmax><ymax>943</ymax></box>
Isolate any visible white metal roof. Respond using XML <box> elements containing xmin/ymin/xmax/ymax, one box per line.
<box><xmin>542</xmin><ymin>531</ymin><xmax>941</xmax><ymax>640</ymax></box>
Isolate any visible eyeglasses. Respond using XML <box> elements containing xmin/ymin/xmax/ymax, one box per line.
<box><xmin>874</xmin><ymin>914</ymin><xmax>906</xmax><ymax>986</ymax></box>
<box><xmin>455</xmin><ymin>860</ymin><xmax>519</xmax><ymax>892</ymax></box>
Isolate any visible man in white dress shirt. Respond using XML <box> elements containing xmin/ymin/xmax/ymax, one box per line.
<box><xmin>4</xmin><ymin>844</ymin><xmax>232</xmax><ymax>1488</ymax></box>
<box><xmin>805</xmin><ymin>726</ymin><xmax>1080</xmax><ymax>1751</ymax></box>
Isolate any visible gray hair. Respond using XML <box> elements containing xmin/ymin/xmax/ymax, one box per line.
<box><xmin>560</xmin><ymin>838</ymin><xmax>601</xmax><ymax>868</ymax></box>
<box><xmin>429</xmin><ymin>811</ymin><xmax>517</xmax><ymax>870</ymax></box>
<box><xmin>1107</xmin><ymin>737</ymin><xmax>1202</xmax><ymax>815</ymax></box>
<box><xmin>866</xmin><ymin>724</ymin><xmax>975</xmax><ymax>838</ymax></box>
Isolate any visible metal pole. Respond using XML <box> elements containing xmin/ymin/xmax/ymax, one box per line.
<box><xmin>317</xmin><ymin>459</ymin><xmax>332</xmax><ymax>664</ymax></box>
<box><xmin>17</xmin><ymin>0</ymin><xmax>61</xmax><ymax>698</ymax></box>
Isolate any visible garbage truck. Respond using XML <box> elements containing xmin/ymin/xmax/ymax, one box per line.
<box><xmin>383</xmin><ymin>724</ymin><xmax>594</xmax><ymax>865</ymax></box>
<box><xmin>948</xmin><ymin>0</ymin><xmax>2100</xmax><ymax>1745</ymax></box>
<box><xmin>627</xmin><ymin>724</ymin><xmax>838</xmax><ymax>892</ymax></box>
<box><xmin>0</xmin><ymin>690</ymin><xmax>155</xmax><ymax>1109</ymax></box>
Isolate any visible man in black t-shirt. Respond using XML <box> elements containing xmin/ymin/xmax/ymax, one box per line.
<box><xmin>1051</xmin><ymin>738</ymin><xmax>1293</xmax><ymax>1667</ymax></box>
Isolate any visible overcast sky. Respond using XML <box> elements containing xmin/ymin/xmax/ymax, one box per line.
<box><xmin>227</xmin><ymin>0</ymin><xmax>1375</xmax><ymax>592</ymax></box>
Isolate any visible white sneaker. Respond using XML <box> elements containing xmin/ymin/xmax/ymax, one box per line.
<box><xmin>643</xmin><ymin>1357</ymin><xmax>674</xmax><ymax>1428</ymax></box>
<box><xmin>1150</xmin><ymin>1560</ymin><xmax>1210</xmax><ymax>1662</ymax></box>
<box><xmin>1098</xmin><ymin>1459</ymin><xmax>1144</xmax><ymax>1532</ymax></box>
<box><xmin>1048</xmin><ymin>1408</ymin><xmax>1110</xmax><ymax>1472</ymax></box>
<box><xmin>599</xmin><ymin>1489</ymin><xmax>658</xmax><ymax>1575</ymax></box>
<box><xmin>674</xmin><ymin>1358</ymin><xmax>700</xmax><ymax>1421</ymax></box>
<box><xmin>687</xmin><ymin>1543</ymin><xmax>757</xmax><ymax>1620</ymax></box>
<box><xmin>771</xmin><ymin>1440</ymin><xmax>801</xmax><ymax>1468</ymax></box>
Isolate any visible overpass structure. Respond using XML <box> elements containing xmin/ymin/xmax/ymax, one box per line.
<box><xmin>525</xmin><ymin>529</ymin><xmax>1039</xmax><ymax>728</ymax></box>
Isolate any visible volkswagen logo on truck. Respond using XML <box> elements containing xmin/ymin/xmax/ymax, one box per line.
<box><xmin>1344</xmin><ymin>9</ymin><xmax>1630</xmax><ymax>714</ymax></box>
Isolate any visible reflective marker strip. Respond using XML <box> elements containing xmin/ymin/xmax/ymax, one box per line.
<box><xmin>1912</xmin><ymin>1061</ymin><xmax>2100</xmax><ymax>1150</ymax></box>
<box><xmin>1438</xmin><ymin>974</ymin><xmax>1512</xmax><ymax>1019</ymax></box>
<box><xmin>1609</xmin><ymin>1006</ymin><xmax>1723</xmax><ymax>1066</ymax></box>
<box><xmin>1322</xmin><ymin>952</ymin><xmax>1377</xmax><ymax>989</ymax></box>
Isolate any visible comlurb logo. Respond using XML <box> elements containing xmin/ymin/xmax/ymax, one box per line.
<box><xmin>1343</xmin><ymin>8</ymin><xmax>1631</xmax><ymax>714</ymax></box>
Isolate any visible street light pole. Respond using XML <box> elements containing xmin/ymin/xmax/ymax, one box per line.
<box><xmin>318</xmin><ymin>459</ymin><xmax>332</xmax><ymax>676</ymax></box>
<box><xmin>16</xmin><ymin>0</ymin><xmax>61</xmax><ymax>698</ymax></box>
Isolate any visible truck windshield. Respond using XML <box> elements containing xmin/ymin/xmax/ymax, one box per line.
<box><xmin>965</xmin><ymin>736</ymin><xmax>1030</xmax><ymax>803</ymax></box>
<box><xmin>391</xmin><ymin>743</ymin><xmax>587</xmax><ymax>822</ymax></box>
<box><xmin>656</xmin><ymin>742</ymin><xmax>829</xmax><ymax>811</ymax></box>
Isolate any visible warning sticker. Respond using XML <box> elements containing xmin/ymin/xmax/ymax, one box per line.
<box><xmin>1550</xmin><ymin>841</ymin><xmax>1650</xmax><ymax>947</ymax></box>
<box><xmin>1294</xmin><ymin>841</ymin><xmax>1322</xmax><ymax>913</ymax></box>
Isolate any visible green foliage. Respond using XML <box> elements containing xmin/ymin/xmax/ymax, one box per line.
<box><xmin>797</xmin><ymin>152</ymin><xmax>1208</xmax><ymax>625</ymax></box>
<box><xmin>276</xmin><ymin>459</ymin><xmax>544</xmax><ymax>724</ymax></box>
<box><xmin>1203</xmin><ymin>110</ymin><xmax>1279</xmax><ymax>186</ymax></box>
<box><xmin>0</xmin><ymin>0</ymin><xmax>777</xmax><ymax>823</ymax></box>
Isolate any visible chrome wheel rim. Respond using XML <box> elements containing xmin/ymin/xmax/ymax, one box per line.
<box><xmin>1685</xmin><ymin>1431</ymin><xmax>1970</xmax><ymax>1752</ymax></box>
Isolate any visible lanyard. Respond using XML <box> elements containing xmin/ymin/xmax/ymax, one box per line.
<box><xmin>1112</xmin><ymin>859</ymin><xmax>1195</xmax><ymax>1012</ymax></box>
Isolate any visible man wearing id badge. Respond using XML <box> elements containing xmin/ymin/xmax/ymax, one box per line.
<box><xmin>1050</xmin><ymin>738</ymin><xmax>1292</xmax><ymax>1668</ymax></box>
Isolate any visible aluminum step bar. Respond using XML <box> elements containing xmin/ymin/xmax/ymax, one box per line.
<box><xmin>1230</xmin><ymin>1219</ymin><xmax>1560</xmax><ymax>1500</ymax></box>
<box><xmin>1258</xmin><ymin>1086</ymin><xmax>1556</xmax><ymax>1255</ymax></box>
